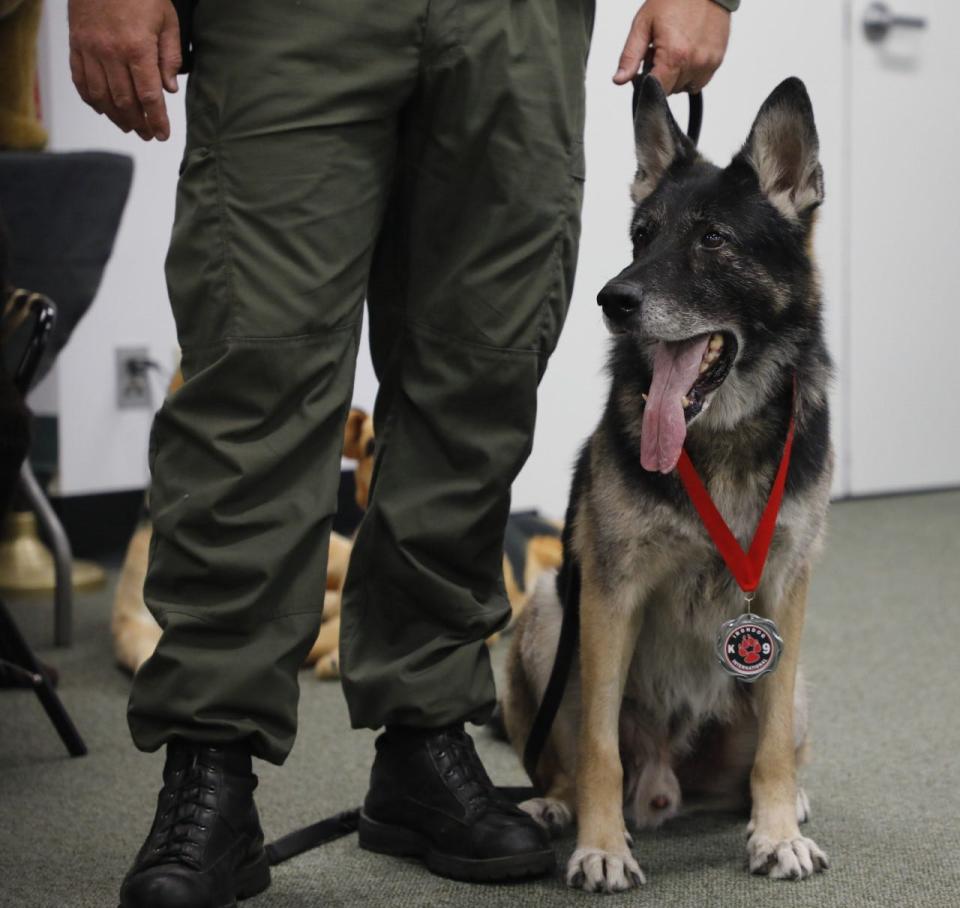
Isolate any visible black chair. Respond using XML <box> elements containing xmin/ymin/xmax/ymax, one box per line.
<box><xmin>0</xmin><ymin>151</ymin><xmax>134</xmax><ymax>646</ymax></box>
<box><xmin>0</xmin><ymin>287</ymin><xmax>86</xmax><ymax>757</ymax></box>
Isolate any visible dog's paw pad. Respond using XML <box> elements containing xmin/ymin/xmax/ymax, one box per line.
<box><xmin>796</xmin><ymin>788</ymin><xmax>811</xmax><ymax>825</ymax></box>
<box><xmin>748</xmin><ymin>833</ymin><xmax>829</xmax><ymax>880</ymax></box>
<box><xmin>566</xmin><ymin>846</ymin><xmax>646</xmax><ymax>893</ymax></box>
<box><xmin>519</xmin><ymin>797</ymin><xmax>573</xmax><ymax>837</ymax></box>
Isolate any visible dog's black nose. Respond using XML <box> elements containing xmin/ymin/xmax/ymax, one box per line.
<box><xmin>597</xmin><ymin>281</ymin><xmax>642</xmax><ymax>325</ymax></box>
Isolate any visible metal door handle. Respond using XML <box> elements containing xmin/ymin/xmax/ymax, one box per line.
<box><xmin>863</xmin><ymin>2</ymin><xmax>928</xmax><ymax>42</ymax></box>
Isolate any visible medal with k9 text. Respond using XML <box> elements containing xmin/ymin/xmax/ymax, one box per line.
<box><xmin>674</xmin><ymin>382</ymin><xmax>796</xmax><ymax>682</ymax></box>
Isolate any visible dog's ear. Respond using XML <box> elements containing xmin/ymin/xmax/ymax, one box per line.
<box><xmin>741</xmin><ymin>77</ymin><xmax>824</xmax><ymax>219</ymax></box>
<box><xmin>632</xmin><ymin>75</ymin><xmax>694</xmax><ymax>204</ymax></box>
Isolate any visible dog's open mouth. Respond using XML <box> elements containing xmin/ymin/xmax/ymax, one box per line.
<box><xmin>640</xmin><ymin>331</ymin><xmax>738</xmax><ymax>474</ymax></box>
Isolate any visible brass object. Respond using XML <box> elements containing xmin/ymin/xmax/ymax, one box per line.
<box><xmin>0</xmin><ymin>511</ymin><xmax>105</xmax><ymax>593</ymax></box>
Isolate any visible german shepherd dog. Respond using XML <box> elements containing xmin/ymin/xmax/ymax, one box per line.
<box><xmin>503</xmin><ymin>76</ymin><xmax>832</xmax><ymax>892</ymax></box>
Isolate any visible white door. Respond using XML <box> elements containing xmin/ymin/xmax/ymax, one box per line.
<box><xmin>847</xmin><ymin>1</ymin><xmax>960</xmax><ymax>494</ymax></box>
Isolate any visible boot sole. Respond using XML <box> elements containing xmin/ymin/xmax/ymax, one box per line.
<box><xmin>117</xmin><ymin>847</ymin><xmax>270</xmax><ymax>908</ymax></box>
<box><xmin>358</xmin><ymin>811</ymin><xmax>555</xmax><ymax>883</ymax></box>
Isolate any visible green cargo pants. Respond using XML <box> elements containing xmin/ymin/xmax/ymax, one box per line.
<box><xmin>128</xmin><ymin>0</ymin><xmax>594</xmax><ymax>765</ymax></box>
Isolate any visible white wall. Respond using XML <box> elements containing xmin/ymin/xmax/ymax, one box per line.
<box><xmin>35</xmin><ymin>1</ymin><xmax>846</xmax><ymax>508</ymax></box>
<box><xmin>512</xmin><ymin>0</ymin><xmax>848</xmax><ymax>516</ymax></box>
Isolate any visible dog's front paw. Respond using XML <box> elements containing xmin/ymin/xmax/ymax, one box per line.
<box><xmin>566</xmin><ymin>846</ymin><xmax>646</xmax><ymax>893</ymax></box>
<box><xmin>747</xmin><ymin>789</ymin><xmax>811</xmax><ymax>834</ymax></box>
<box><xmin>747</xmin><ymin>832</ymin><xmax>829</xmax><ymax>879</ymax></box>
<box><xmin>519</xmin><ymin>797</ymin><xmax>573</xmax><ymax>837</ymax></box>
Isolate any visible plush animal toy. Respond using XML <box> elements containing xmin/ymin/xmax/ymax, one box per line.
<box><xmin>0</xmin><ymin>0</ymin><xmax>47</xmax><ymax>151</ymax></box>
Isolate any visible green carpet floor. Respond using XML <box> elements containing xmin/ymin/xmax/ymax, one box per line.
<box><xmin>1</xmin><ymin>492</ymin><xmax>959</xmax><ymax>907</ymax></box>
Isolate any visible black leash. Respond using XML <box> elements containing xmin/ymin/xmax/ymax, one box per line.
<box><xmin>265</xmin><ymin>808</ymin><xmax>360</xmax><ymax>865</ymax></box>
<box><xmin>521</xmin><ymin>562</ymin><xmax>580</xmax><ymax>783</ymax></box>
<box><xmin>265</xmin><ymin>80</ymin><xmax>704</xmax><ymax>867</ymax></box>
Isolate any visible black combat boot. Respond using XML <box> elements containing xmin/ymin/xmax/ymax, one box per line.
<box><xmin>359</xmin><ymin>724</ymin><xmax>554</xmax><ymax>882</ymax></box>
<box><xmin>119</xmin><ymin>742</ymin><xmax>270</xmax><ymax>908</ymax></box>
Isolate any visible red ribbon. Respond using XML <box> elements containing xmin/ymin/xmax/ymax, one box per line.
<box><xmin>675</xmin><ymin>383</ymin><xmax>796</xmax><ymax>594</ymax></box>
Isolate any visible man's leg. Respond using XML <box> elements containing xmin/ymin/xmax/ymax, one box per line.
<box><xmin>121</xmin><ymin>3</ymin><xmax>424</xmax><ymax>906</ymax></box>
<box><xmin>128</xmin><ymin>0</ymin><xmax>421</xmax><ymax>766</ymax></box>
<box><xmin>342</xmin><ymin>0</ymin><xmax>595</xmax><ymax>731</ymax></box>
<box><xmin>341</xmin><ymin>0</ymin><xmax>595</xmax><ymax>883</ymax></box>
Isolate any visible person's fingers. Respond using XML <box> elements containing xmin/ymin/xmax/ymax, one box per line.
<box><xmin>158</xmin><ymin>6</ymin><xmax>182</xmax><ymax>94</ymax></box>
<box><xmin>69</xmin><ymin>48</ymin><xmax>93</xmax><ymax>110</ymax></box>
<box><xmin>614</xmin><ymin>10</ymin><xmax>651</xmax><ymax>84</ymax></box>
<box><xmin>103</xmin><ymin>57</ymin><xmax>153</xmax><ymax>139</ymax></box>
<box><xmin>686</xmin><ymin>72</ymin><xmax>711</xmax><ymax>95</ymax></box>
<box><xmin>683</xmin><ymin>46</ymin><xmax>721</xmax><ymax>94</ymax></box>
<box><xmin>129</xmin><ymin>46</ymin><xmax>170</xmax><ymax>140</ymax></box>
<box><xmin>648</xmin><ymin>55</ymin><xmax>681</xmax><ymax>96</ymax></box>
<box><xmin>81</xmin><ymin>54</ymin><xmax>117</xmax><ymax>122</ymax></box>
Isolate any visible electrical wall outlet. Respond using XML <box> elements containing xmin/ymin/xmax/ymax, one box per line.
<box><xmin>116</xmin><ymin>346</ymin><xmax>153</xmax><ymax>409</ymax></box>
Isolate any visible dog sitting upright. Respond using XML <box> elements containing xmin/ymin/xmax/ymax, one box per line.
<box><xmin>503</xmin><ymin>76</ymin><xmax>833</xmax><ymax>892</ymax></box>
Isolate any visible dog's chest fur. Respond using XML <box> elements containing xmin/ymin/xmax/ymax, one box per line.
<box><xmin>576</xmin><ymin>430</ymin><xmax>826</xmax><ymax>737</ymax></box>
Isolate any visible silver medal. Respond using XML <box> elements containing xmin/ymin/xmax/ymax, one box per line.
<box><xmin>715</xmin><ymin>608</ymin><xmax>783</xmax><ymax>682</ymax></box>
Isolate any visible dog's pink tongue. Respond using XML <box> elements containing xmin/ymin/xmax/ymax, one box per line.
<box><xmin>641</xmin><ymin>335</ymin><xmax>710</xmax><ymax>474</ymax></box>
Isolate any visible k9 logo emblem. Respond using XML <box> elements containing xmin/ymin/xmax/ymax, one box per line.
<box><xmin>715</xmin><ymin>615</ymin><xmax>783</xmax><ymax>682</ymax></box>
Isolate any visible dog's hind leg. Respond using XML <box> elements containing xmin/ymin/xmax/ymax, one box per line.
<box><xmin>520</xmin><ymin>771</ymin><xmax>576</xmax><ymax>838</ymax></box>
<box><xmin>746</xmin><ymin>565</ymin><xmax>828</xmax><ymax>880</ymax></box>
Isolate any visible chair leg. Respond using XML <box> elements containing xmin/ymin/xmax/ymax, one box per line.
<box><xmin>0</xmin><ymin>597</ymin><xmax>86</xmax><ymax>757</ymax></box>
<box><xmin>18</xmin><ymin>461</ymin><xmax>73</xmax><ymax>647</ymax></box>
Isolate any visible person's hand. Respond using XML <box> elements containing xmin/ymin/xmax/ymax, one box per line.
<box><xmin>68</xmin><ymin>0</ymin><xmax>181</xmax><ymax>141</ymax></box>
<box><xmin>615</xmin><ymin>0</ymin><xmax>731</xmax><ymax>95</ymax></box>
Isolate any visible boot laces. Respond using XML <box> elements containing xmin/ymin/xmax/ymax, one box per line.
<box><xmin>437</xmin><ymin>728</ymin><xmax>519</xmax><ymax>816</ymax></box>
<box><xmin>151</xmin><ymin>753</ymin><xmax>215</xmax><ymax>868</ymax></box>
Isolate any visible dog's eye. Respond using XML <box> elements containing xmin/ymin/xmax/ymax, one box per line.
<box><xmin>632</xmin><ymin>226</ymin><xmax>649</xmax><ymax>257</ymax></box>
<box><xmin>701</xmin><ymin>231</ymin><xmax>726</xmax><ymax>250</ymax></box>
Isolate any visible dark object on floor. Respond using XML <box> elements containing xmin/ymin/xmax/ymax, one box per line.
<box><xmin>119</xmin><ymin>742</ymin><xmax>271</xmax><ymax>908</ymax></box>
<box><xmin>0</xmin><ymin>213</ymin><xmax>28</xmax><ymax>518</ymax></box>
<box><xmin>265</xmin><ymin>807</ymin><xmax>360</xmax><ymax>867</ymax></box>
<box><xmin>0</xmin><ymin>648</ymin><xmax>58</xmax><ymax>688</ymax></box>
<box><xmin>0</xmin><ymin>269</ymin><xmax>85</xmax><ymax>755</ymax></box>
<box><xmin>0</xmin><ymin>599</ymin><xmax>80</xmax><ymax>752</ymax></box>
<box><xmin>359</xmin><ymin>724</ymin><xmax>554</xmax><ymax>882</ymax></box>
